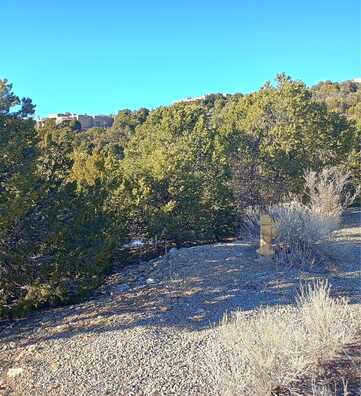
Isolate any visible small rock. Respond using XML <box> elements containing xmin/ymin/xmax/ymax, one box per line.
<box><xmin>51</xmin><ymin>362</ymin><xmax>60</xmax><ymax>370</ymax></box>
<box><xmin>7</xmin><ymin>367</ymin><xmax>24</xmax><ymax>378</ymax></box>
<box><xmin>159</xmin><ymin>306</ymin><xmax>172</xmax><ymax>312</ymax></box>
<box><xmin>54</xmin><ymin>324</ymin><xmax>71</xmax><ymax>333</ymax></box>
<box><xmin>146</xmin><ymin>278</ymin><xmax>157</xmax><ymax>285</ymax></box>
<box><xmin>26</xmin><ymin>344</ymin><xmax>37</xmax><ymax>353</ymax></box>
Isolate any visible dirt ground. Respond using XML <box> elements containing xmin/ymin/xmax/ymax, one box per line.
<box><xmin>0</xmin><ymin>209</ymin><xmax>359</xmax><ymax>395</ymax></box>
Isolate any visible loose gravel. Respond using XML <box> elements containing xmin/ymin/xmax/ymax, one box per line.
<box><xmin>0</xmin><ymin>210</ymin><xmax>360</xmax><ymax>395</ymax></box>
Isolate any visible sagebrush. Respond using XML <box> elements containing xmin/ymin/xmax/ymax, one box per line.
<box><xmin>204</xmin><ymin>281</ymin><xmax>359</xmax><ymax>396</ymax></box>
<box><xmin>239</xmin><ymin>167</ymin><xmax>359</xmax><ymax>268</ymax></box>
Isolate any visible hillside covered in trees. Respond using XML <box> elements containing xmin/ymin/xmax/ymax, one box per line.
<box><xmin>0</xmin><ymin>75</ymin><xmax>360</xmax><ymax>317</ymax></box>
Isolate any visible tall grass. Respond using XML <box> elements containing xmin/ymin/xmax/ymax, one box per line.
<box><xmin>297</xmin><ymin>281</ymin><xmax>356</xmax><ymax>363</ymax></box>
<box><xmin>239</xmin><ymin>167</ymin><xmax>359</xmax><ymax>268</ymax></box>
<box><xmin>269</xmin><ymin>199</ymin><xmax>340</xmax><ymax>247</ymax></box>
<box><xmin>204</xmin><ymin>281</ymin><xmax>359</xmax><ymax>396</ymax></box>
<box><xmin>239</xmin><ymin>198</ymin><xmax>340</xmax><ymax>247</ymax></box>
<box><xmin>304</xmin><ymin>167</ymin><xmax>360</xmax><ymax>218</ymax></box>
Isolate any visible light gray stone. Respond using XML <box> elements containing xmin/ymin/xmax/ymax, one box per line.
<box><xmin>7</xmin><ymin>367</ymin><xmax>24</xmax><ymax>378</ymax></box>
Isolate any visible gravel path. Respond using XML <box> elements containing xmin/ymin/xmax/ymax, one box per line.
<box><xmin>0</xmin><ymin>210</ymin><xmax>360</xmax><ymax>395</ymax></box>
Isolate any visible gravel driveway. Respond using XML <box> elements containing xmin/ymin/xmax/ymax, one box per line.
<box><xmin>0</xmin><ymin>209</ymin><xmax>360</xmax><ymax>395</ymax></box>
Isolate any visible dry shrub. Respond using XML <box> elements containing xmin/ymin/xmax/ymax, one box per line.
<box><xmin>297</xmin><ymin>281</ymin><xmax>357</xmax><ymax>363</ymax></box>
<box><xmin>204</xmin><ymin>281</ymin><xmax>359</xmax><ymax>396</ymax></box>
<box><xmin>269</xmin><ymin>199</ymin><xmax>339</xmax><ymax>247</ymax></box>
<box><xmin>271</xmin><ymin>167</ymin><xmax>359</xmax><ymax>268</ymax></box>
<box><xmin>239</xmin><ymin>205</ymin><xmax>262</xmax><ymax>241</ymax></box>
<box><xmin>304</xmin><ymin>167</ymin><xmax>360</xmax><ymax>218</ymax></box>
<box><xmin>274</xmin><ymin>241</ymin><xmax>318</xmax><ymax>269</ymax></box>
<box><xmin>239</xmin><ymin>199</ymin><xmax>339</xmax><ymax>269</ymax></box>
<box><xmin>240</xmin><ymin>166</ymin><xmax>359</xmax><ymax>240</ymax></box>
<box><xmin>206</xmin><ymin>308</ymin><xmax>309</xmax><ymax>395</ymax></box>
<box><xmin>308</xmin><ymin>378</ymin><xmax>351</xmax><ymax>396</ymax></box>
<box><xmin>239</xmin><ymin>167</ymin><xmax>359</xmax><ymax>268</ymax></box>
<box><xmin>270</xmin><ymin>199</ymin><xmax>339</xmax><ymax>269</ymax></box>
<box><xmin>239</xmin><ymin>198</ymin><xmax>340</xmax><ymax>247</ymax></box>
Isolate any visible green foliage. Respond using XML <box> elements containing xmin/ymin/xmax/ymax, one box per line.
<box><xmin>110</xmin><ymin>108</ymin><xmax>149</xmax><ymax>146</ymax></box>
<box><xmin>312</xmin><ymin>80</ymin><xmax>361</xmax><ymax>123</ymax></box>
<box><xmin>217</xmin><ymin>75</ymin><xmax>358</xmax><ymax>209</ymax></box>
<box><xmin>0</xmin><ymin>81</ymin><xmax>37</xmax><ymax>229</ymax></box>
<box><xmin>0</xmin><ymin>82</ymin><xmax>127</xmax><ymax>317</ymax></box>
<box><xmin>0</xmin><ymin>79</ymin><xmax>38</xmax><ymax>311</ymax></box>
<box><xmin>1</xmin><ymin>75</ymin><xmax>359</xmax><ymax>318</ymax></box>
<box><xmin>311</xmin><ymin>80</ymin><xmax>361</xmax><ymax>190</ymax></box>
<box><xmin>119</xmin><ymin>103</ymin><xmax>235</xmax><ymax>243</ymax></box>
<box><xmin>29</xmin><ymin>122</ymin><xmax>126</xmax><ymax>308</ymax></box>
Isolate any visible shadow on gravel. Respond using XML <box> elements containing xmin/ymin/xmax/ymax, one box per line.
<box><xmin>341</xmin><ymin>208</ymin><xmax>361</xmax><ymax>228</ymax></box>
<box><xmin>294</xmin><ymin>335</ymin><xmax>361</xmax><ymax>395</ymax></box>
<box><xmin>0</xmin><ymin>210</ymin><xmax>360</xmax><ymax>348</ymax></box>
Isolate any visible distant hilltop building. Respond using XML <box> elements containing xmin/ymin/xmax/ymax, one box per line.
<box><xmin>173</xmin><ymin>95</ymin><xmax>207</xmax><ymax>104</ymax></box>
<box><xmin>37</xmin><ymin>112</ymin><xmax>114</xmax><ymax>130</ymax></box>
<box><xmin>172</xmin><ymin>93</ymin><xmax>229</xmax><ymax>105</ymax></box>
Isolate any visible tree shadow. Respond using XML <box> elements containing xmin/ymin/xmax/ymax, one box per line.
<box><xmin>293</xmin><ymin>335</ymin><xmax>361</xmax><ymax>396</ymax></box>
<box><xmin>0</xmin><ymin>252</ymin><xmax>359</xmax><ymax>350</ymax></box>
<box><xmin>1</xmin><ymin>209</ymin><xmax>360</xmax><ymax>350</ymax></box>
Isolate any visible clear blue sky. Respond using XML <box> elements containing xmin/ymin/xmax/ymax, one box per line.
<box><xmin>2</xmin><ymin>0</ymin><xmax>360</xmax><ymax>117</ymax></box>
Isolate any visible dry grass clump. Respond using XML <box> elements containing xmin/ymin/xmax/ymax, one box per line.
<box><xmin>240</xmin><ymin>195</ymin><xmax>340</xmax><ymax>248</ymax></box>
<box><xmin>239</xmin><ymin>167</ymin><xmax>359</xmax><ymax>268</ymax></box>
<box><xmin>270</xmin><ymin>200</ymin><xmax>339</xmax><ymax>269</ymax></box>
<box><xmin>269</xmin><ymin>199</ymin><xmax>339</xmax><ymax>246</ymax></box>
<box><xmin>308</xmin><ymin>378</ymin><xmax>353</xmax><ymax>396</ymax></box>
<box><xmin>304</xmin><ymin>167</ymin><xmax>360</xmax><ymax>218</ymax></box>
<box><xmin>204</xmin><ymin>281</ymin><xmax>359</xmax><ymax>396</ymax></box>
<box><xmin>272</xmin><ymin>167</ymin><xmax>359</xmax><ymax>268</ymax></box>
<box><xmin>239</xmin><ymin>205</ymin><xmax>262</xmax><ymax>241</ymax></box>
<box><xmin>297</xmin><ymin>281</ymin><xmax>356</xmax><ymax>363</ymax></box>
<box><xmin>240</xmin><ymin>199</ymin><xmax>339</xmax><ymax>268</ymax></box>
